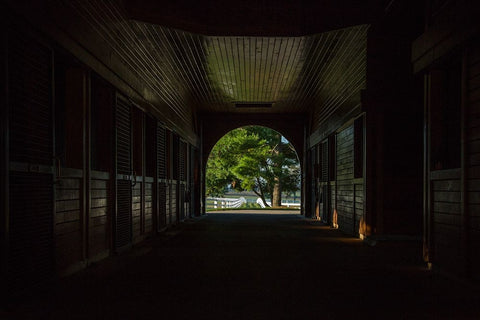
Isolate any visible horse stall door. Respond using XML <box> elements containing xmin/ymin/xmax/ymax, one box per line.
<box><xmin>179</xmin><ymin>140</ymin><xmax>186</xmax><ymax>221</ymax></box>
<box><xmin>321</xmin><ymin>140</ymin><xmax>329</xmax><ymax>223</ymax></box>
<box><xmin>131</xmin><ymin>107</ymin><xmax>144</xmax><ymax>244</ymax></box>
<box><xmin>89</xmin><ymin>75</ymin><xmax>114</xmax><ymax>262</ymax></box>
<box><xmin>7</xmin><ymin>31</ymin><xmax>55</xmax><ymax>295</ymax></box>
<box><xmin>115</xmin><ymin>95</ymin><xmax>132</xmax><ymax>251</ymax></box>
<box><xmin>173</xmin><ymin>134</ymin><xmax>180</xmax><ymax>223</ymax></box>
<box><xmin>144</xmin><ymin>116</ymin><xmax>156</xmax><ymax>237</ymax></box>
<box><xmin>157</xmin><ymin>123</ymin><xmax>167</xmax><ymax>231</ymax></box>
<box><xmin>53</xmin><ymin>53</ymin><xmax>87</xmax><ymax>276</ymax></box>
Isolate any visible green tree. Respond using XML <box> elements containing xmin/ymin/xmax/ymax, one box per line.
<box><xmin>206</xmin><ymin>126</ymin><xmax>300</xmax><ymax>207</ymax></box>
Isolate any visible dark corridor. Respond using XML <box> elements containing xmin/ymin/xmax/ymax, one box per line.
<box><xmin>2</xmin><ymin>0</ymin><xmax>480</xmax><ymax>315</ymax></box>
<box><xmin>4</xmin><ymin>212</ymin><xmax>479</xmax><ymax>319</ymax></box>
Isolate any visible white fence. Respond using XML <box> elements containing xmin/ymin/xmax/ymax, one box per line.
<box><xmin>207</xmin><ymin>196</ymin><xmax>301</xmax><ymax>209</ymax></box>
<box><xmin>208</xmin><ymin>197</ymin><xmax>247</xmax><ymax>209</ymax></box>
<box><xmin>256</xmin><ymin>198</ymin><xmax>301</xmax><ymax>208</ymax></box>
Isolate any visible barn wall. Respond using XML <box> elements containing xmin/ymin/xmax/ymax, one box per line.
<box><xmin>467</xmin><ymin>42</ymin><xmax>480</xmax><ymax>280</ymax></box>
<box><xmin>1</xmin><ymin>10</ymin><xmax>199</xmax><ymax>295</ymax></box>
<box><xmin>335</xmin><ymin>124</ymin><xmax>364</xmax><ymax>236</ymax></box>
<box><xmin>308</xmin><ymin>121</ymin><xmax>364</xmax><ymax>237</ymax></box>
<box><xmin>55</xmin><ymin>170</ymin><xmax>84</xmax><ymax>275</ymax></box>
<box><xmin>336</xmin><ymin>125</ymin><xmax>355</xmax><ymax>234</ymax></box>
<box><xmin>412</xmin><ymin>0</ymin><xmax>480</xmax><ymax>279</ymax></box>
<box><xmin>89</xmin><ymin>171</ymin><xmax>111</xmax><ymax>262</ymax></box>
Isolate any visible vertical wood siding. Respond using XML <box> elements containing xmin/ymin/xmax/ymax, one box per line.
<box><xmin>9</xmin><ymin>173</ymin><xmax>54</xmax><ymax>293</ymax></box>
<box><xmin>158</xmin><ymin>183</ymin><xmax>167</xmax><ymax>230</ymax></box>
<box><xmin>336</xmin><ymin>126</ymin><xmax>354</xmax><ymax>233</ymax></box>
<box><xmin>55</xmin><ymin>173</ymin><xmax>82</xmax><ymax>274</ymax></box>
<box><xmin>132</xmin><ymin>181</ymin><xmax>142</xmax><ymax>243</ymax></box>
<box><xmin>430</xmin><ymin>170</ymin><xmax>462</xmax><ymax>273</ymax></box>
<box><xmin>354</xmin><ymin>183</ymin><xmax>364</xmax><ymax>235</ymax></box>
<box><xmin>89</xmin><ymin>172</ymin><xmax>111</xmax><ymax>261</ymax></box>
<box><xmin>144</xmin><ymin>179</ymin><xmax>153</xmax><ymax>234</ymax></box>
<box><xmin>335</xmin><ymin>125</ymin><xmax>364</xmax><ymax>235</ymax></box>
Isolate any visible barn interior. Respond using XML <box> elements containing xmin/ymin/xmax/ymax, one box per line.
<box><xmin>1</xmin><ymin>0</ymin><xmax>480</xmax><ymax>316</ymax></box>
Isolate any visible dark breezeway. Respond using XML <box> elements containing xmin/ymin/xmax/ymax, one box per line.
<box><xmin>3</xmin><ymin>212</ymin><xmax>479</xmax><ymax>319</ymax></box>
<box><xmin>2</xmin><ymin>0</ymin><xmax>480</xmax><ymax>316</ymax></box>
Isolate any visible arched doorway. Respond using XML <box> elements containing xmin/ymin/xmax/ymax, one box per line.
<box><xmin>204</xmin><ymin>125</ymin><xmax>301</xmax><ymax>212</ymax></box>
<box><xmin>200</xmin><ymin>113</ymin><xmax>306</xmax><ymax>215</ymax></box>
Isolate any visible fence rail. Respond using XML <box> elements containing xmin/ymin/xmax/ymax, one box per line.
<box><xmin>207</xmin><ymin>197</ymin><xmax>246</xmax><ymax>209</ymax></box>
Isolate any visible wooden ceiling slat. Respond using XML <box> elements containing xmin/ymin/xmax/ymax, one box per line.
<box><xmin>260</xmin><ymin>38</ymin><xmax>272</xmax><ymax>102</ymax></box>
<box><xmin>99</xmin><ymin>1</ymin><xmax>192</xmax><ymax>116</ymax></box>
<box><xmin>297</xmin><ymin>31</ymin><xmax>344</xmax><ymax>109</ymax></box>
<box><xmin>180</xmin><ymin>32</ymin><xmax>211</xmax><ymax>105</ymax></box>
<box><xmin>53</xmin><ymin>0</ymin><xmax>369</xmax><ymax>121</ymax></box>
<box><xmin>75</xmin><ymin>0</ymin><xmax>192</xmax><ymax>123</ymax></box>
<box><xmin>141</xmin><ymin>24</ymin><xmax>193</xmax><ymax>119</ymax></box>
<box><xmin>287</xmin><ymin>33</ymin><xmax>326</xmax><ymax>106</ymax></box>
<box><xmin>190</xmin><ymin>34</ymin><xmax>223</xmax><ymax>108</ymax></box>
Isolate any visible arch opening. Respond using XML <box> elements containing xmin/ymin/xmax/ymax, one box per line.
<box><xmin>205</xmin><ymin>126</ymin><xmax>301</xmax><ymax>211</ymax></box>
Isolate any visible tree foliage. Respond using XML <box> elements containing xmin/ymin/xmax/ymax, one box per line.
<box><xmin>206</xmin><ymin>126</ymin><xmax>300</xmax><ymax>207</ymax></box>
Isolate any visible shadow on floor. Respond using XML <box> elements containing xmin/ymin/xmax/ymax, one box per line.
<box><xmin>2</xmin><ymin>213</ymin><xmax>480</xmax><ymax>319</ymax></box>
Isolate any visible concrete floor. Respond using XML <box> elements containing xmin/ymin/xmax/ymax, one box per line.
<box><xmin>4</xmin><ymin>212</ymin><xmax>480</xmax><ymax>319</ymax></box>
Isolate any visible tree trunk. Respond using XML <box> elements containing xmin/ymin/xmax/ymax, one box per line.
<box><xmin>254</xmin><ymin>177</ymin><xmax>270</xmax><ymax>207</ymax></box>
<box><xmin>272</xmin><ymin>176</ymin><xmax>282</xmax><ymax>207</ymax></box>
<box><xmin>259</xmin><ymin>193</ymin><xmax>270</xmax><ymax>208</ymax></box>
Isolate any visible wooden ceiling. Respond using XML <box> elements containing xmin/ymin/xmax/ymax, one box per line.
<box><xmin>41</xmin><ymin>0</ymin><xmax>370</xmax><ymax>132</ymax></box>
<box><xmin>132</xmin><ymin>21</ymin><xmax>369</xmax><ymax>115</ymax></box>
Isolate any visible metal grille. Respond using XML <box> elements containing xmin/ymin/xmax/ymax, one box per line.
<box><xmin>172</xmin><ymin>134</ymin><xmax>179</xmax><ymax>180</ymax></box>
<box><xmin>116</xmin><ymin>96</ymin><xmax>131</xmax><ymax>175</ymax></box>
<box><xmin>189</xmin><ymin>145</ymin><xmax>196</xmax><ymax>217</ymax></box>
<box><xmin>179</xmin><ymin>141</ymin><xmax>186</xmax><ymax>182</ymax></box>
<box><xmin>9</xmin><ymin>33</ymin><xmax>52</xmax><ymax>165</ymax></box>
<box><xmin>321</xmin><ymin>141</ymin><xmax>328</xmax><ymax>182</ymax></box>
<box><xmin>9</xmin><ymin>173</ymin><xmax>54</xmax><ymax>294</ymax></box>
<box><xmin>8</xmin><ymin>30</ymin><xmax>54</xmax><ymax>295</ymax></box>
<box><xmin>156</xmin><ymin>123</ymin><xmax>166</xmax><ymax>179</ymax></box>
<box><xmin>115</xmin><ymin>95</ymin><xmax>132</xmax><ymax>249</ymax></box>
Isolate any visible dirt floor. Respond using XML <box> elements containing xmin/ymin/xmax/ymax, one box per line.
<box><xmin>3</xmin><ymin>212</ymin><xmax>480</xmax><ymax>319</ymax></box>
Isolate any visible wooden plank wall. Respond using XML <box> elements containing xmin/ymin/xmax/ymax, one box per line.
<box><xmin>430</xmin><ymin>169</ymin><xmax>462</xmax><ymax>273</ymax></box>
<box><xmin>336</xmin><ymin>125</ymin><xmax>356</xmax><ymax>234</ymax></box>
<box><xmin>55</xmin><ymin>169</ymin><xmax>83</xmax><ymax>275</ymax></box>
<box><xmin>310</xmin><ymin>126</ymin><xmax>363</xmax><ymax>234</ymax></box>
<box><xmin>158</xmin><ymin>182</ymin><xmax>167</xmax><ymax>231</ymax></box>
<box><xmin>145</xmin><ymin>177</ymin><xmax>154</xmax><ymax>235</ymax></box>
<box><xmin>467</xmin><ymin>42</ymin><xmax>480</xmax><ymax>279</ymax></box>
<box><xmin>132</xmin><ymin>180</ymin><xmax>142</xmax><ymax>243</ymax></box>
<box><xmin>427</xmin><ymin>41</ymin><xmax>480</xmax><ymax>278</ymax></box>
<box><xmin>354</xmin><ymin>183</ymin><xmax>364</xmax><ymax>235</ymax></box>
<box><xmin>166</xmin><ymin>183</ymin><xmax>177</xmax><ymax>226</ymax></box>
<box><xmin>89</xmin><ymin>171</ymin><xmax>110</xmax><ymax>262</ymax></box>
<box><xmin>3</xmin><ymin>9</ymin><xmax>196</xmax><ymax>291</ymax></box>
